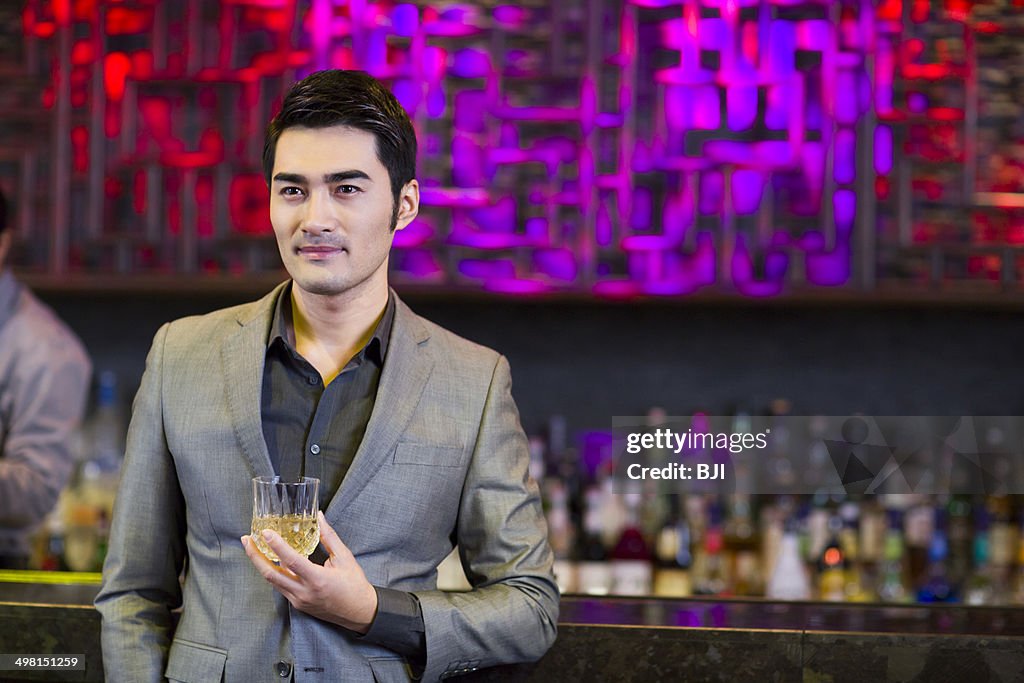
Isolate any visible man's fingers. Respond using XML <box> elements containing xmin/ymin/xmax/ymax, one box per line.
<box><xmin>243</xmin><ymin>534</ymin><xmax>301</xmax><ymax>587</ymax></box>
<box><xmin>317</xmin><ymin>511</ymin><xmax>355</xmax><ymax>563</ymax></box>
<box><xmin>261</xmin><ymin>529</ymin><xmax>314</xmax><ymax>579</ymax></box>
<box><xmin>242</xmin><ymin>535</ymin><xmax>281</xmax><ymax>580</ymax></box>
<box><xmin>242</xmin><ymin>534</ymin><xmax>274</xmax><ymax>569</ymax></box>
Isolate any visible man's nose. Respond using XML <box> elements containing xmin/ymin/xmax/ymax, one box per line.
<box><xmin>300</xmin><ymin>190</ymin><xmax>338</xmax><ymax>233</ymax></box>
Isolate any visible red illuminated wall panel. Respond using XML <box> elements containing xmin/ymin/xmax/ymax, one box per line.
<box><xmin>3</xmin><ymin>1</ymin><xmax>1023</xmax><ymax>296</ymax></box>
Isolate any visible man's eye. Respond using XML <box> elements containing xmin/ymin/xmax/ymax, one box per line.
<box><xmin>336</xmin><ymin>185</ymin><xmax>360</xmax><ymax>195</ymax></box>
<box><xmin>280</xmin><ymin>187</ymin><xmax>304</xmax><ymax>197</ymax></box>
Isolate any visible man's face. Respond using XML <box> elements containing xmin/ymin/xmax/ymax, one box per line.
<box><xmin>269</xmin><ymin>125</ymin><xmax>417</xmax><ymax>300</ymax></box>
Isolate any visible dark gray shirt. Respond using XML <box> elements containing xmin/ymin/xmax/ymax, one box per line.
<box><xmin>260</xmin><ymin>284</ymin><xmax>425</xmax><ymax>672</ymax></box>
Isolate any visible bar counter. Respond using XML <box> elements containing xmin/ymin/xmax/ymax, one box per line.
<box><xmin>1</xmin><ymin>573</ymin><xmax>1021</xmax><ymax>682</ymax></box>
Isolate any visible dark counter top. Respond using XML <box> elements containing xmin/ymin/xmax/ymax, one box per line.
<box><xmin>1</xmin><ymin>574</ymin><xmax>1022</xmax><ymax>682</ymax></box>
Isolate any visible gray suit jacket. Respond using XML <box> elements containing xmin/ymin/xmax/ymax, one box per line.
<box><xmin>95</xmin><ymin>284</ymin><xmax>558</xmax><ymax>682</ymax></box>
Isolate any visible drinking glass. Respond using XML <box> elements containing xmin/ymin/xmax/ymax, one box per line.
<box><xmin>251</xmin><ymin>476</ymin><xmax>320</xmax><ymax>561</ymax></box>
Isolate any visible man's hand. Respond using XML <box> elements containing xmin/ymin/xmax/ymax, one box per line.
<box><xmin>241</xmin><ymin>510</ymin><xmax>379</xmax><ymax>634</ymax></box>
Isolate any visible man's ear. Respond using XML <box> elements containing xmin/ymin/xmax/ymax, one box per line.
<box><xmin>394</xmin><ymin>179</ymin><xmax>419</xmax><ymax>232</ymax></box>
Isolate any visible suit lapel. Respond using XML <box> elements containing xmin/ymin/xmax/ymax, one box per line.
<box><xmin>221</xmin><ymin>283</ymin><xmax>286</xmax><ymax>479</ymax></box>
<box><xmin>326</xmin><ymin>294</ymin><xmax>434</xmax><ymax>517</ymax></box>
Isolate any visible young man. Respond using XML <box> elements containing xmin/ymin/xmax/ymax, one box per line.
<box><xmin>96</xmin><ymin>70</ymin><xmax>558</xmax><ymax>682</ymax></box>
<box><xmin>0</xmin><ymin>187</ymin><xmax>92</xmax><ymax>569</ymax></box>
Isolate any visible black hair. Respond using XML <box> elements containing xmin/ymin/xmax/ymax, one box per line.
<box><xmin>262</xmin><ymin>70</ymin><xmax>417</xmax><ymax>208</ymax></box>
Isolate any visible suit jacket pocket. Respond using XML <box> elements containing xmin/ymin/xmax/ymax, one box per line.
<box><xmin>393</xmin><ymin>442</ymin><xmax>466</xmax><ymax>467</ymax></box>
<box><xmin>166</xmin><ymin>638</ymin><xmax>228</xmax><ymax>683</ymax></box>
<box><xmin>367</xmin><ymin>657</ymin><xmax>413</xmax><ymax>683</ymax></box>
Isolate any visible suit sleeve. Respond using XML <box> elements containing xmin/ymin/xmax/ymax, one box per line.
<box><xmin>414</xmin><ymin>355</ymin><xmax>559</xmax><ymax>682</ymax></box>
<box><xmin>94</xmin><ymin>323</ymin><xmax>187</xmax><ymax>682</ymax></box>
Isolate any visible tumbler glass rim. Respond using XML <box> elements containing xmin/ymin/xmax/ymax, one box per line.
<box><xmin>252</xmin><ymin>475</ymin><xmax>320</xmax><ymax>486</ymax></box>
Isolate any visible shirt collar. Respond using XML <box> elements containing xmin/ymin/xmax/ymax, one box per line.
<box><xmin>0</xmin><ymin>268</ymin><xmax>22</xmax><ymax>331</ymax></box>
<box><xmin>267</xmin><ymin>282</ymin><xmax>394</xmax><ymax>367</ymax></box>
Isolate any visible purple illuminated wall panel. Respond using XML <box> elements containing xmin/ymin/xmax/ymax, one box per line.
<box><xmin>9</xmin><ymin>0</ymin><xmax>1024</xmax><ymax>295</ymax></box>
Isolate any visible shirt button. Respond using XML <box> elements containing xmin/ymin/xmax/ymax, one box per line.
<box><xmin>275</xmin><ymin>661</ymin><xmax>292</xmax><ymax>678</ymax></box>
<box><xmin>307</xmin><ymin>375</ymin><xmax>318</xmax><ymax>385</ymax></box>
<box><xmin>310</xmin><ymin>443</ymin><xmax>321</xmax><ymax>455</ymax></box>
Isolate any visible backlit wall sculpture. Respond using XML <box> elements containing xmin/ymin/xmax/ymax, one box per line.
<box><xmin>5</xmin><ymin>0</ymin><xmax>1024</xmax><ymax>296</ymax></box>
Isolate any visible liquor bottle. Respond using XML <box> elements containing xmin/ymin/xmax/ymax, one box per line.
<box><xmin>609</xmin><ymin>493</ymin><xmax>653</xmax><ymax>596</ymax></box>
<box><xmin>724</xmin><ymin>494</ymin><xmax>760</xmax><ymax>595</ymax></box>
<box><xmin>759</xmin><ymin>498</ymin><xmax>787</xmax><ymax>594</ymax></box>
<box><xmin>692</xmin><ymin>501</ymin><xmax>728</xmax><ymax>595</ymax></box>
<box><xmin>88</xmin><ymin>370</ymin><xmax>126</xmax><ymax>472</ymax></box>
<box><xmin>904</xmin><ymin>497</ymin><xmax>935</xmax><ymax>587</ymax></box>
<box><xmin>988</xmin><ymin>495</ymin><xmax>1017</xmax><ymax>592</ymax></box>
<box><xmin>838</xmin><ymin>501</ymin><xmax>872</xmax><ymax>602</ymax></box>
<box><xmin>946</xmin><ymin>495</ymin><xmax>973</xmax><ymax>589</ymax></box>
<box><xmin>766</xmin><ymin>517</ymin><xmax>812</xmax><ymax>600</ymax></box>
<box><xmin>916</xmin><ymin>509</ymin><xmax>956</xmax><ymax>603</ymax></box>
<box><xmin>576</xmin><ymin>486</ymin><xmax>613</xmax><ymax>596</ymax></box>
<box><xmin>652</xmin><ymin>495</ymin><xmax>692</xmax><ymax>598</ymax></box>
<box><xmin>877</xmin><ymin>509</ymin><xmax>911</xmax><ymax>603</ymax></box>
<box><xmin>543</xmin><ymin>479</ymin><xmax>577</xmax><ymax>594</ymax></box>
<box><xmin>38</xmin><ymin>516</ymin><xmax>68</xmax><ymax>572</ymax></box>
<box><xmin>596</xmin><ymin>478</ymin><xmax>627</xmax><ymax>550</ymax></box>
<box><xmin>964</xmin><ymin>508</ymin><xmax>996</xmax><ymax>605</ymax></box>
<box><xmin>817</xmin><ymin>514</ymin><xmax>846</xmax><ymax>601</ymax></box>
<box><xmin>858</xmin><ymin>497</ymin><xmax>885</xmax><ymax>595</ymax></box>
<box><xmin>81</xmin><ymin>371</ymin><xmax>126</xmax><ymax>525</ymax></box>
<box><xmin>59</xmin><ymin>458</ymin><xmax>99</xmax><ymax>572</ymax></box>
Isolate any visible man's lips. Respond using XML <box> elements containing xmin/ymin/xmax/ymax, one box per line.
<box><xmin>296</xmin><ymin>245</ymin><xmax>346</xmax><ymax>260</ymax></box>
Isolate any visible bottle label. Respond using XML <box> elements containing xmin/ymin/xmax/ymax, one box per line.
<box><xmin>578</xmin><ymin>562</ymin><xmax>613</xmax><ymax>596</ymax></box>
<box><xmin>611</xmin><ymin>560</ymin><xmax>652</xmax><ymax>596</ymax></box>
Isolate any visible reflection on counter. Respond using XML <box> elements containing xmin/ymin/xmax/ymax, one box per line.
<box><xmin>558</xmin><ymin>595</ymin><xmax>1024</xmax><ymax>636</ymax></box>
<box><xmin>0</xmin><ymin>570</ymin><xmax>100</xmax><ymax>605</ymax></box>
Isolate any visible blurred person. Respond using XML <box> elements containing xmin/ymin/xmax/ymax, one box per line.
<box><xmin>96</xmin><ymin>70</ymin><xmax>558</xmax><ymax>682</ymax></box>
<box><xmin>0</xmin><ymin>186</ymin><xmax>92</xmax><ymax>569</ymax></box>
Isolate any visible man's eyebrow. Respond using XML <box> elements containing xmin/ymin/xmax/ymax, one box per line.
<box><xmin>272</xmin><ymin>172</ymin><xmax>307</xmax><ymax>184</ymax></box>
<box><xmin>324</xmin><ymin>170</ymin><xmax>371</xmax><ymax>184</ymax></box>
<box><xmin>272</xmin><ymin>171</ymin><xmax>371</xmax><ymax>184</ymax></box>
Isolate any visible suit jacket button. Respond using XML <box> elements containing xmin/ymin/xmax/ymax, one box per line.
<box><xmin>276</xmin><ymin>661</ymin><xmax>292</xmax><ymax>678</ymax></box>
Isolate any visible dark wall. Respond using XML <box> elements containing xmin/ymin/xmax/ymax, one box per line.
<box><xmin>408</xmin><ymin>297</ymin><xmax>1024</xmax><ymax>431</ymax></box>
<box><xmin>37</xmin><ymin>289</ymin><xmax>1024</xmax><ymax>439</ymax></box>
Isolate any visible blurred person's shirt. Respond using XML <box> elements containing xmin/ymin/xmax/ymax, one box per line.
<box><xmin>0</xmin><ymin>268</ymin><xmax>91</xmax><ymax>567</ymax></box>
